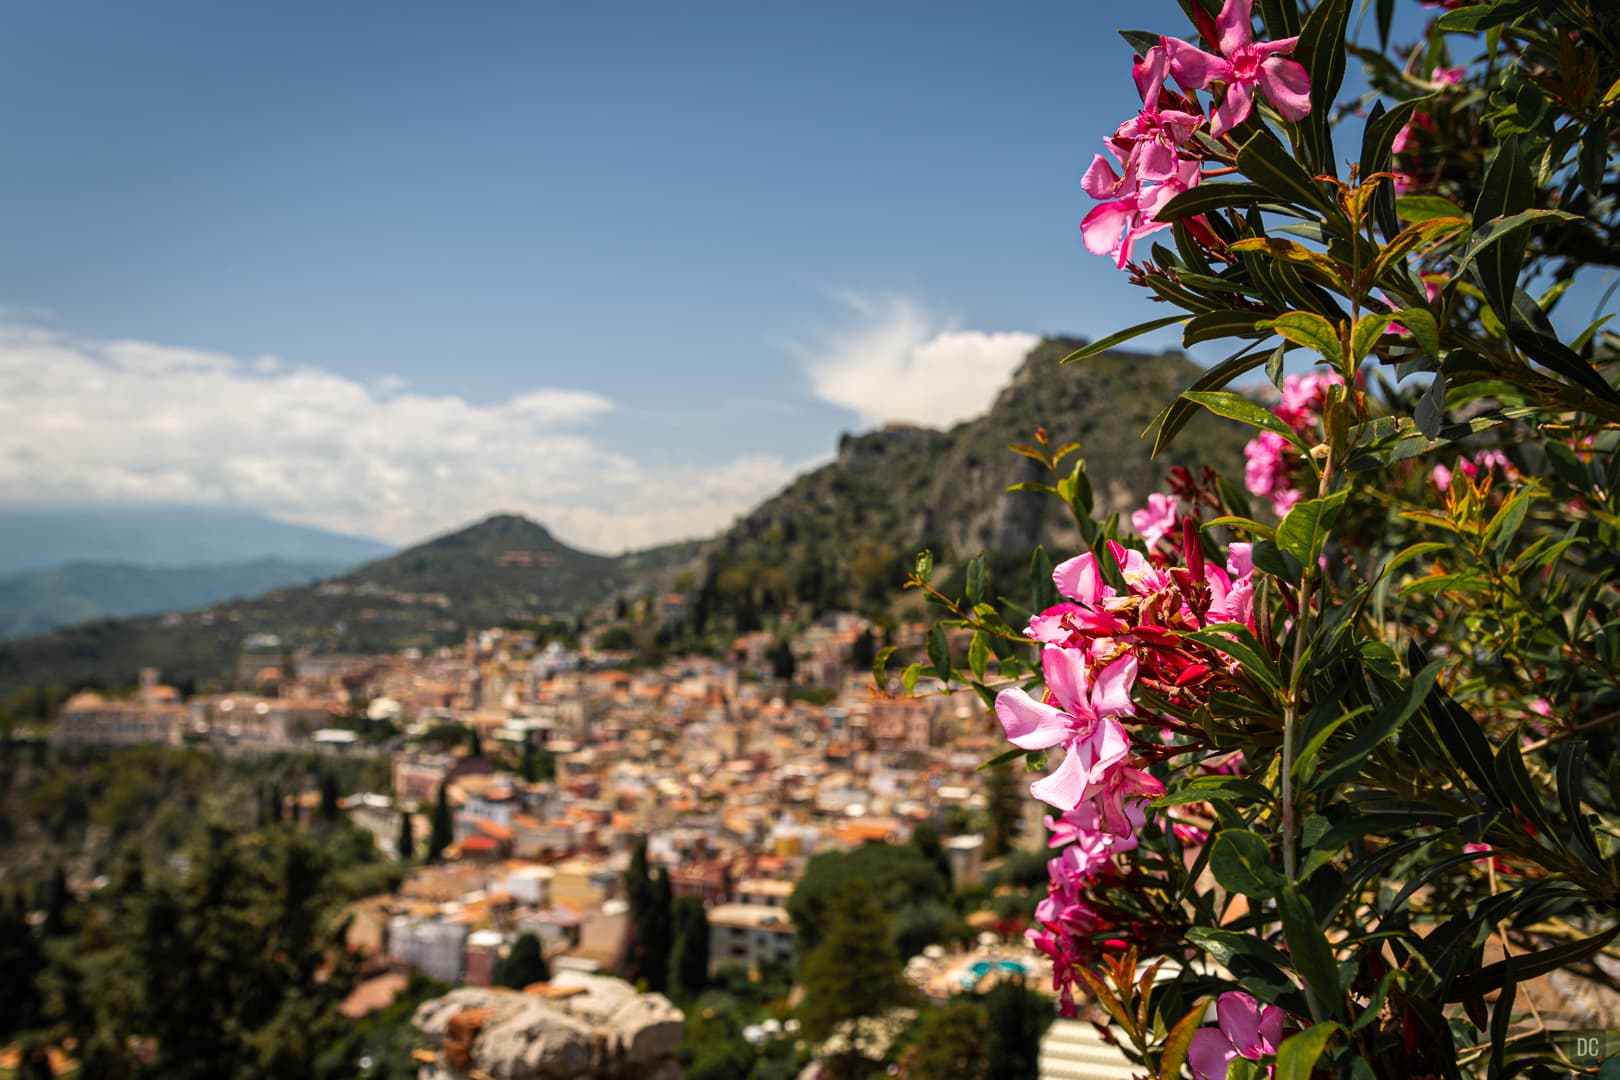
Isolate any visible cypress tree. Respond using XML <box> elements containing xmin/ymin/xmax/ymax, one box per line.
<box><xmin>497</xmin><ymin>932</ymin><xmax>549</xmax><ymax>989</ymax></box>
<box><xmin>667</xmin><ymin>894</ymin><xmax>710</xmax><ymax>1001</ymax></box>
<box><xmin>427</xmin><ymin>783</ymin><xmax>453</xmax><ymax>862</ymax></box>
<box><xmin>396</xmin><ymin>810</ymin><xmax>414</xmax><ymax>861</ymax></box>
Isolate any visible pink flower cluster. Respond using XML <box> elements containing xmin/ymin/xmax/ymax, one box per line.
<box><xmin>1081</xmin><ymin>0</ymin><xmax>1311</xmax><ymax>267</ymax></box>
<box><xmin>996</xmin><ymin>524</ymin><xmax>1261</xmax><ymax>1013</ymax></box>
<box><xmin>1244</xmin><ymin>371</ymin><xmax>1342</xmax><ymax>516</ymax></box>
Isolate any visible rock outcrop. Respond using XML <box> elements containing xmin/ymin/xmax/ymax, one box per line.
<box><xmin>412</xmin><ymin>972</ymin><xmax>684</xmax><ymax>1080</ymax></box>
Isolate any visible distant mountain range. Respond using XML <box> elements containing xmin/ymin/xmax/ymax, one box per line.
<box><xmin>0</xmin><ymin>506</ymin><xmax>392</xmax><ymax>576</ymax></box>
<box><xmin>0</xmin><ymin>558</ymin><xmax>351</xmax><ymax>641</ymax></box>
<box><xmin>0</xmin><ymin>339</ymin><xmax>1250</xmax><ymax>695</ymax></box>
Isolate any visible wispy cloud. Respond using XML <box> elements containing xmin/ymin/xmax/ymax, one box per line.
<box><xmin>796</xmin><ymin>295</ymin><xmax>1039</xmax><ymax>429</ymax></box>
<box><xmin>0</xmin><ymin>322</ymin><xmax>802</xmax><ymax>552</ymax></box>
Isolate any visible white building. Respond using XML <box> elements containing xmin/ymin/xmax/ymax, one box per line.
<box><xmin>387</xmin><ymin>915</ymin><xmax>469</xmax><ymax>984</ymax></box>
<box><xmin>707</xmin><ymin>903</ymin><xmax>796</xmax><ymax>974</ymax></box>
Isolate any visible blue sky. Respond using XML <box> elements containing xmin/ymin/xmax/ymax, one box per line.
<box><xmin>0</xmin><ymin>0</ymin><xmax>1576</xmax><ymax>554</ymax></box>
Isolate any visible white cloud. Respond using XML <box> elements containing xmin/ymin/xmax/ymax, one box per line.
<box><xmin>800</xmin><ymin>296</ymin><xmax>1039</xmax><ymax>429</ymax></box>
<box><xmin>0</xmin><ymin>322</ymin><xmax>802</xmax><ymax>552</ymax></box>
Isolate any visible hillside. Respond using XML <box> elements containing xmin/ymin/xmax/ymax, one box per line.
<box><xmin>0</xmin><ymin>516</ymin><xmax>693</xmax><ymax>696</ymax></box>
<box><xmin>0</xmin><ymin>505</ymin><xmax>392</xmax><ymax>575</ymax></box>
<box><xmin>690</xmin><ymin>339</ymin><xmax>1249</xmax><ymax>620</ymax></box>
<box><xmin>0</xmin><ymin>557</ymin><xmax>351</xmax><ymax>641</ymax></box>
<box><xmin>0</xmin><ymin>339</ymin><xmax>1250</xmax><ymax>694</ymax></box>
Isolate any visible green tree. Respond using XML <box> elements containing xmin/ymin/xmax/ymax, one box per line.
<box><xmin>899</xmin><ymin>1001</ymin><xmax>989</xmax><ymax>1079</ymax></box>
<box><xmin>0</xmin><ymin>888</ymin><xmax>44</xmax><ymax>1037</ymax></box>
<box><xmin>318</xmin><ymin>772</ymin><xmax>341</xmax><ymax>823</ymax></box>
<box><xmin>982</xmin><ymin>762</ymin><xmax>1022</xmax><ymax>858</ymax></box>
<box><xmin>796</xmin><ymin>883</ymin><xmax>907</xmax><ymax>1078</ymax></box>
<box><xmin>396</xmin><ymin>810</ymin><xmax>414</xmax><ymax>862</ymax></box>
<box><xmin>427</xmin><ymin>783</ymin><xmax>453</xmax><ymax>862</ymax></box>
<box><xmin>788</xmin><ymin>841</ymin><xmax>951</xmax><ymax>957</ymax></box>
<box><xmin>497</xmin><ymin>932</ymin><xmax>549</xmax><ymax>989</ymax></box>
<box><xmin>667</xmin><ymin>894</ymin><xmax>710</xmax><ymax>1001</ymax></box>
<box><xmin>769</xmin><ymin>637</ymin><xmax>796</xmax><ymax>682</ymax></box>
<box><xmin>983</xmin><ymin>977</ymin><xmax>1045</xmax><ymax>1080</ymax></box>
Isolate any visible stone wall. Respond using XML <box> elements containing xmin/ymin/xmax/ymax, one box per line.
<box><xmin>412</xmin><ymin>971</ymin><xmax>683</xmax><ymax>1080</ymax></box>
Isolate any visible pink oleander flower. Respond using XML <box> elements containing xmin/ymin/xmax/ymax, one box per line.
<box><xmin>1431</xmin><ymin>463</ymin><xmax>1453</xmax><ymax>492</ymax></box>
<box><xmin>1132</xmin><ymin>491</ymin><xmax>1179</xmax><ymax>549</ymax></box>
<box><xmin>1164</xmin><ymin>0</ymin><xmax>1311</xmax><ymax>137</ymax></box>
<box><xmin>1046</xmin><ymin>801</ymin><xmax>1144</xmax><ymax>855</ymax></box>
<box><xmin>1081</xmin><ymin>154</ymin><xmax>1202</xmax><ymax>268</ymax></box>
<box><xmin>1189</xmin><ymin>992</ymin><xmax>1286</xmax><ymax>1079</ymax></box>
<box><xmin>995</xmin><ymin>646</ymin><xmax>1138</xmax><ymax>810</ymax></box>
<box><xmin>1112</xmin><ymin>46</ymin><xmax>1207</xmax><ymax>183</ymax></box>
<box><xmin>1429</xmin><ymin>64</ymin><xmax>1467</xmax><ymax>87</ymax></box>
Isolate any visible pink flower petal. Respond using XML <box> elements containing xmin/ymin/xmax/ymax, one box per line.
<box><xmin>1210</xmin><ymin>78</ymin><xmax>1254</xmax><ymax>137</ymax></box>
<box><xmin>1251</xmin><ymin>34</ymin><xmax>1300</xmax><ymax>60</ymax></box>
<box><xmin>1256</xmin><ymin>1005</ymin><xmax>1284</xmax><ymax>1053</ymax></box>
<box><xmin>1188</xmin><ymin>1028</ymin><xmax>1238</xmax><ymax>1080</ymax></box>
<box><xmin>1090</xmin><ymin>654</ymin><xmax>1138</xmax><ymax>719</ymax></box>
<box><xmin>1164</xmin><ymin>37</ymin><xmax>1230</xmax><ymax>90</ymax></box>
<box><xmin>995</xmin><ymin>688</ymin><xmax>1070</xmax><ymax>751</ymax></box>
<box><xmin>1042</xmin><ymin>645</ymin><xmax>1091</xmax><ymax>718</ymax></box>
<box><xmin>1081</xmin><ymin>199</ymin><xmax>1135</xmax><ymax>257</ymax></box>
<box><xmin>1029</xmin><ymin>744</ymin><xmax>1092</xmax><ymax>810</ymax></box>
<box><xmin>1082</xmin><ymin>153</ymin><xmax>1126</xmax><ymax>200</ymax></box>
<box><xmin>1259</xmin><ymin>56</ymin><xmax>1312</xmax><ymax>120</ymax></box>
<box><xmin>1216</xmin><ymin>991</ymin><xmax>1266</xmax><ymax>1055</ymax></box>
<box><xmin>1215</xmin><ymin>0</ymin><xmax>1256</xmax><ymax>58</ymax></box>
<box><xmin>1053</xmin><ymin>552</ymin><xmax>1105</xmax><ymax>604</ymax></box>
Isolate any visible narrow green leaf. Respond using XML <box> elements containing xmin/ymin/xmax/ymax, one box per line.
<box><xmin>1352</xmin><ymin>313</ymin><xmax>1394</xmax><ymax>362</ymax></box>
<box><xmin>1361</xmin><ymin>96</ymin><xmax>1429</xmax><ymax>179</ymax></box>
<box><xmin>926</xmin><ymin>624</ymin><xmax>950</xmax><ymax>685</ymax></box>
<box><xmin>1396</xmin><ymin>194</ymin><xmax>1465</xmax><ymax>222</ymax></box>
<box><xmin>1295</xmin><ymin>0</ymin><xmax>1350</xmax><ymax>173</ymax></box>
<box><xmin>1276</xmin><ymin>1022</ymin><xmax>1341</xmax><ymax>1080</ymax></box>
<box><xmin>1183</xmin><ymin>309</ymin><xmax>1279</xmax><ymax>347</ymax></box>
<box><xmin>1469</xmin><ymin>137</ymin><xmax>1533</xmax><ymax>321</ymax></box>
<box><xmin>914</xmin><ymin>549</ymin><xmax>934</xmax><ymax>583</ymax></box>
<box><xmin>967</xmin><ymin>630</ymin><xmax>989</xmax><ymax>682</ymax></box>
<box><xmin>1185</xmin><ymin>625</ymin><xmax>1285</xmax><ymax>692</ymax></box>
<box><xmin>977</xmin><ymin>746</ymin><xmax>1026</xmax><ymax>772</ymax></box>
<box><xmin>1453</xmin><ymin>209</ymin><xmax>1578</xmax><ymax>297</ymax></box>
<box><xmin>901</xmin><ymin>661</ymin><xmax>923</xmax><ymax>697</ymax></box>
<box><xmin>1030</xmin><ymin>547</ymin><xmax>1059</xmax><ymax>613</ymax></box>
<box><xmin>1279</xmin><ymin>885</ymin><xmax>1340</xmax><ymax>1010</ymax></box>
<box><xmin>1151</xmin><ymin>340</ymin><xmax>1274</xmax><ymax>457</ymax></box>
<box><xmin>1312</xmin><ymin>661</ymin><xmax>1444</xmax><ymax>792</ymax></box>
<box><xmin>1261</xmin><ymin>311</ymin><xmax>1342</xmax><ymax>359</ymax></box>
<box><xmin>965</xmin><ymin>553</ymin><xmax>986</xmax><ymax>606</ymax></box>
<box><xmin>1061</xmin><ymin>315</ymin><xmax>1188</xmax><ymax>363</ymax></box>
<box><xmin>1238</xmin><ymin>130</ymin><xmax>1339</xmax><ymax>217</ymax></box>
<box><xmin>872</xmin><ymin>645</ymin><xmax>896</xmax><ymax>690</ymax></box>
<box><xmin>1277</xmin><ymin>489</ymin><xmax>1350</xmax><ymax>568</ymax></box>
<box><xmin>1154</xmin><ymin>181</ymin><xmax>1274</xmax><ymax>221</ymax></box>
<box><xmin>1181</xmin><ymin>390</ymin><xmax>1301</xmax><ymax>442</ymax></box>
<box><xmin>1209</xmin><ymin>829</ymin><xmax>1283</xmax><ymax>899</ymax></box>
<box><xmin>1391</xmin><ymin>307</ymin><xmax>1439</xmax><ymax>361</ymax></box>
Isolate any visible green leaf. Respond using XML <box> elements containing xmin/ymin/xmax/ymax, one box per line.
<box><xmin>967</xmin><ymin>630</ymin><xmax>989</xmax><ymax>682</ymax></box>
<box><xmin>1360</xmin><ymin>96</ymin><xmax>1429</xmax><ymax>180</ymax></box>
<box><xmin>1251</xmin><ymin>539</ymin><xmax>1303</xmax><ymax>586</ymax></box>
<box><xmin>1181</xmin><ymin>390</ymin><xmax>1302</xmax><ymax>443</ymax></box>
<box><xmin>1391</xmin><ymin>307</ymin><xmax>1439</xmax><ymax>361</ymax></box>
<box><xmin>1187</xmin><ymin>927</ymin><xmax>1293</xmax><ymax>970</ymax></box>
<box><xmin>901</xmin><ymin>661</ymin><xmax>923</xmax><ymax>697</ymax></box>
<box><xmin>1237</xmin><ymin>129</ymin><xmax>1339</xmax><ymax>217</ymax></box>
<box><xmin>1351</xmin><ymin>313</ymin><xmax>1393</xmax><ymax>362</ymax></box>
<box><xmin>1185</xmin><ymin>625</ymin><xmax>1285</xmax><ymax>692</ymax></box>
<box><xmin>1261</xmin><ymin>311</ymin><xmax>1341</xmax><ymax>359</ymax></box>
<box><xmin>914</xmin><ymin>549</ymin><xmax>934</xmax><ymax>583</ymax></box>
<box><xmin>1450</xmin><ymin>925</ymin><xmax>1620</xmax><ymax>1001</ymax></box>
<box><xmin>1396</xmin><ymin>194</ymin><xmax>1465</xmax><ymax>223</ymax></box>
<box><xmin>1279</xmin><ymin>885</ymin><xmax>1340</xmax><ymax>1003</ymax></box>
<box><xmin>1154</xmin><ymin>181</ymin><xmax>1274</xmax><ymax>222</ymax></box>
<box><xmin>1156</xmin><ymin>774</ymin><xmax>1277</xmax><ymax>807</ymax></box>
<box><xmin>1453</xmin><ymin>208</ymin><xmax>1578</xmax><ymax>306</ymax></box>
<box><xmin>1556</xmin><ymin>743</ymin><xmax>1602</xmax><ymax>865</ymax></box>
<box><xmin>1061</xmin><ymin>315</ymin><xmax>1188</xmax><ymax>363</ymax></box>
<box><xmin>1030</xmin><ymin>547</ymin><xmax>1059</xmax><ymax>613</ymax></box>
<box><xmin>1469</xmin><ymin>137</ymin><xmax>1534</xmax><ymax>321</ymax></box>
<box><xmin>1159</xmin><ymin>998</ymin><xmax>1210</xmax><ymax>1080</ymax></box>
<box><xmin>1183</xmin><ymin>309</ymin><xmax>1280</xmax><ymax>347</ymax></box>
<box><xmin>1277</xmin><ymin>489</ymin><xmax>1350</xmax><ymax>569</ymax></box>
<box><xmin>965</xmin><ymin>553</ymin><xmax>986</xmax><ymax>606</ymax></box>
<box><xmin>977</xmin><ymin>745</ymin><xmax>1026</xmax><ymax>772</ymax></box>
<box><xmin>872</xmin><ymin>645</ymin><xmax>897</xmax><ymax>690</ymax></box>
<box><xmin>1276</xmin><ymin>1022</ymin><xmax>1341</xmax><ymax>1080</ymax></box>
<box><xmin>1294</xmin><ymin>0</ymin><xmax>1349</xmax><ymax>173</ymax></box>
<box><xmin>1229</xmin><ymin>237</ymin><xmax>1346</xmax><ymax>283</ymax></box>
<box><xmin>1209</xmin><ymin>829</ymin><xmax>1282</xmax><ymax>899</ymax></box>
<box><xmin>1152</xmin><ymin>340</ymin><xmax>1275</xmax><ymax>457</ymax></box>
<box><xmin>1311</xmin><ymin>661</ymin><xmax>1444</xmax><ymax>792</ymax></box>
<box><xmin>926</xmin><ymin>624</ymin><xmax>950</xmax><ymax>685</ymax></box>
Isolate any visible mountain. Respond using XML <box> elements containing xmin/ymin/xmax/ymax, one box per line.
<box><xmin>0</xmin><ymin>339</ymin><xmax>1251</xmax><ymax>695</ymax></box>
<box><xmin>0</xmin><ymin>558</ymin><xmax>351</xmax><ymax>641</ymax></box>
<box><xmin>0</xmin><ymin>515</ymin><xmax>694</xmax><ymax>696</ymax></box>
<box><xmin>0</xmin><ymin>506</ymin><xmax>392</xmax><ymax>576</ymax></box>
<box><xmin>689</xmin><ymin>339</ymin><xmax>1250</xmax><ymax>621</ymax></box>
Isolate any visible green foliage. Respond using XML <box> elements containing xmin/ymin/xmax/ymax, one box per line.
<box><xmin>668</xmin><ymin>894</ymin><xmax>711</xmax><ymax>1002</ymax></box>
<box><xmin>787</xmin><ymin>841</ymin><xmax>952</xmax><ymax>958</ymax></box>
<box><xmin>795</xmin><ymin>883</ymin><xmax>908</xmax><ymax>1047</ymax></box>
<box><xmin>897</xmin><ymin>1001</ymin><xmax>988</xmax><ymax>1079</ymax></box>
<box><xmin>497</xmin><ymin>932</ymin><xmax>549</xmax><ymax>989</ymax></box>
<box><xmin>426</xmin><ymin>783</ymin><xmax>452</xmax><ymax>863</ymax></box>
